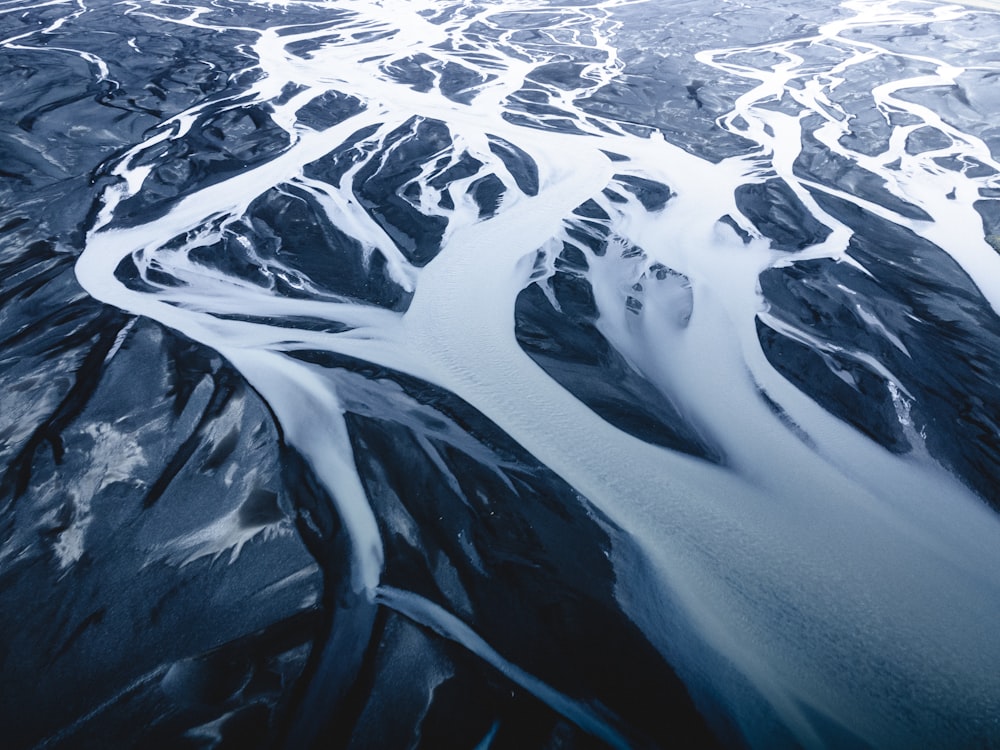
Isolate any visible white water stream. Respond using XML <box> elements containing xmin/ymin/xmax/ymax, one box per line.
<box><xmin>6</xmin><ymin>0</ymin><xmax>997</xmax><ymax>744</ymax></box>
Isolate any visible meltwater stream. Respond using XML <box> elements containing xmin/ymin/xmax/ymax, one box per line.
<box><xmin>4</xmin><ymin>0</ymin><xmax>1000</xmax><ymax>747</ymax></box>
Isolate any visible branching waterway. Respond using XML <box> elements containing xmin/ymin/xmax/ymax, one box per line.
<box><xmin>3</xmin><ymin>0</ymin><xmax>1000</xmax><ymax>747</ymax></box>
